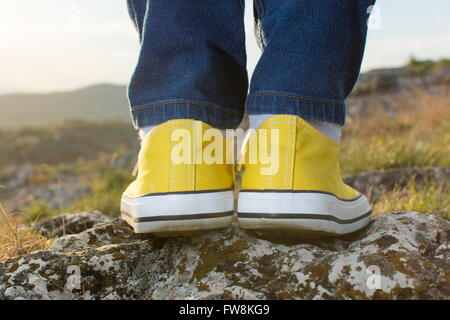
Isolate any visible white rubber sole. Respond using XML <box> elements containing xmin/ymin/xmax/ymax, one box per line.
<box><xmin>237</xmin><ymin>191</ymin><xmax>371</xmax><ymax>235</ymax></box>
<box><xmin>120</xmin><ymin>190</ymin><xmax>234</xmax><ymax>233</ymax></box>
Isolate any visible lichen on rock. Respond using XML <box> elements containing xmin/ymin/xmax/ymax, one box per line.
<box><xmin>0</xmin><ymin>212</ymin><xmax>449</xmax><ymax>300</ymax></box>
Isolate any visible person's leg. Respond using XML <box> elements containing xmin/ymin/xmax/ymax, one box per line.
<box><xmin>238</xmin><ymin>0</ymin><xmax>376</xmax><ymax>235</ymax></box>
<box><xmin>247</xmin><ymin>0</ymin><xmax>375</xmax><ymax>124</ymax></box>
<box><xmin>127</xmin><ymin>0</ymin><xmax>248</xmax><ymax>130</ymax></box>
<box><xmin>123</xmin><ymin>1</ymin><xmax>247</xmax><ymax>233</ymax></box>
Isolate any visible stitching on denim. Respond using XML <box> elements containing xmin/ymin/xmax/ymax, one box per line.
<box><xmin>132</xmin><ymin>101</ymin><xmax>241</xmax><ymax>115</ymax></box>
<box><xmin>248</xmin><ymin>93</ymin><xmax>345</xmax><ymax>107</ymax></box>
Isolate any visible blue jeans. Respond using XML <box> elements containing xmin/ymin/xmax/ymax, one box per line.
<box><xmin>127</xmin><ymin>0</ymin><xmax>375</xmax><ymax>129</ymax></box>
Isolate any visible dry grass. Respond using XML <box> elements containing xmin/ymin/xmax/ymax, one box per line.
<box><xmin>0</xmin><ymin>201</ymin><xmax>50</xmax><ymax>261</ymax></box>
<box><xmin>341</xmin><ymin>88</ymin><xmax>450</xmax><ymax>220</ymax></box>
<box><xmin>372</xmin><ymin>179</ymin><xmax>450</xmax><ymax>220</ymax></box>
<box><xmin>341</xmin><ymin>88</ymin><xmax>450</xmax><ymax>174</ymax></box>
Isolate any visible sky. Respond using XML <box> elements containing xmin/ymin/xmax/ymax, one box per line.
<box><xmin>0</xmin><ymin>0</ymin><xmax>449</xmax><ymax>94</ymax></box>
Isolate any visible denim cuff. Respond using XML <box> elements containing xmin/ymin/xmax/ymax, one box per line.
<box><xmin>131</xmin><ymin>100</ymin><xmax>244</xmax><ymax>130</ymax></box>
<box><xmin>246</xmin><ymin>92</ymin><xmax>346</xmax><ymax>125</ymax></box>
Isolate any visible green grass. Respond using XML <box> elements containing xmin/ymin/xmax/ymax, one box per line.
<box><xmin>340</xmin><ymin>89</ymin><xmax>450</xmax><ymax>221</ymax></box>
<box><xmin>22</xmin><ymin>201</ymin><xmax>58</xmax><ymax>222</ymax></box>
<box><xmin>341</xmin><ymin>120</ymin><xmax>450</xmax><ymax>174</ymax></box>
<box><xmin>373</xmin><ymin>178</ymin><xmax>449</xmax><ymax>220</ymax></box>
<box><xmin>71</xmin><ymin>168</ymin><xmax>134</xmax><ymax>217</ymax></box>
<box><xmin>341</xmin><ymin>91</ymin><xmax>450</xmax><ymax>174</ymax></box>
<box><xmin>406</xmin><ymin>57</ymin><xmax>450</xmax><ymax>74</ymax></box>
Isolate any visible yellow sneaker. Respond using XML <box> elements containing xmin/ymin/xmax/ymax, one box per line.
<box><xmin>121</xmin><ymin>119</ymin><xmax>234</xmax><ymax>233</ymax></box>
<box><xmin>237</xmin><ymin>115</ymin><xmax>371</xmax><ymax>235</ymax></box>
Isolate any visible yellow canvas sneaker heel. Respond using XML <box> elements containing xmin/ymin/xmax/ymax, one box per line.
<box><xmin>121</xmin><ymin>119</ymin><xmax>234</xmax><ymax>234</ymax></box>
<box><xmin>237</xmin><ymin>115</ymin><xmax>371</xmax><ymax>236</ymax></box>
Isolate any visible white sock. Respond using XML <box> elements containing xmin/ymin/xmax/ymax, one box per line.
<box><xmin>139</xmin><ymin>126</ymin><xmax>156</xmax><ymax>142</ymax></box>
<box><xmin>307</xmin><ymin>120</ymin><xmax>342</xmax><ymax>143</ymax></box>
<box><xmin>139</xmin><ymin>121</ymin><xmax>228</xmax><ymax>141</ymax></box>
<box><xmin>248</xmin><ymin>114</ymin><xmax>342</xmax><ymax>143</ymax></box>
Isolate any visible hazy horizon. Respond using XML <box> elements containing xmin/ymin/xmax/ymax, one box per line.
<box><xmin>1</xmin><ymin>0</ymin><xmax>449</xmax><ymax>95</ymax></box>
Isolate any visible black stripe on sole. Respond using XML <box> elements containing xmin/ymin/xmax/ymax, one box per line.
<box><xmin>237</xmin><ymin>210</ymin><xmax>372</xmax><ymax>225</ymax></box>
<box><xmin>121</xmin><ymin>210</ymin><xmax>234</xmax><ymax>223</ymax></box>
<box><xmin>239</xmin><ymin>190</ymin><xmax>362</xmax><ymax>202</ymax></box>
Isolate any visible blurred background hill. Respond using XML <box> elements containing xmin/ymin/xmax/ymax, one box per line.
<box><xmin>0</xmin><ymin>84</ymin><xmax>129</xmax><ymax>128</ymax></box>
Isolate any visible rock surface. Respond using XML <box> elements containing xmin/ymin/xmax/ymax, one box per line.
<box><xmin>0</xmin><ymin>212</ymin><xmax>449</xmax><ymax>300</ymax></box>
<box><xmin>34</xmin><ymin>211</ymin><xmax>112</xmax><ymax>238</ymax></box>
<box><xmin>351</xmin><ymin>67</ymin><xmax>450</xmax><ymax>97</ymax></box>
<box><xmin>0</xmin><ymin>165</ymin><xmax>90</xmax><ymax>213</ymax></box>
<box><xmin>347</xmin><ymin>66</ymin><xmax>450</xmax><ymax>116</ymax></box>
